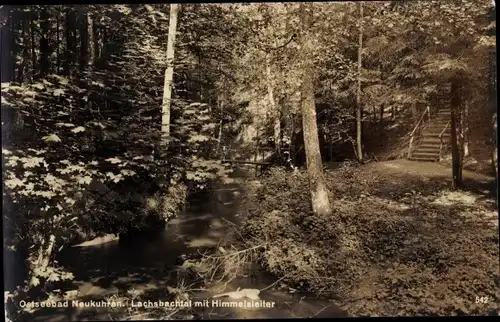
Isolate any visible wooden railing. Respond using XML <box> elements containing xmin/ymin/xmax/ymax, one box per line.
<box><xmin>438</xmin><ymin>120</ymin><xmax>451</xmax><ymax>161</ymax></box>
<box><xmin>408</xmin><ymin>105</ymin><xmax>431</xmax><ymax>158</ymax></box>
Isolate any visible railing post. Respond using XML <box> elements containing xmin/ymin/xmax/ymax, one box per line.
<box><xmin>427</xmin><ymin>106</ymin><xmax>431</xmax><ymax>126</ymax></box>
<box><xmin>408</xmin><ymin>136</ymin><xmax>414</xmax><ymax>158</ymax></box>
<box><xmin>439</xmin><ymin>137</ymin><xmax>443</xmax><ymax>161</ymax></box>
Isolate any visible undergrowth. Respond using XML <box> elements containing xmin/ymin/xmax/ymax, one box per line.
<box><xmin>241</xmin><ymin>164</ymin><xmax>499</xmax><ymax>316</ymax></box>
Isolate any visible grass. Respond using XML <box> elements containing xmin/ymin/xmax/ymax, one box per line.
<box><xmin>240</xmin><ymin>160</ymin><xmax>499</xmax><ymax>316</ymax></box>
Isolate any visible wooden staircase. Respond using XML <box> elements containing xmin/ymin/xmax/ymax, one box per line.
<box><xmin>408</xmin><ymin>107</ymin><xmax>452</xmax><ymax>162</ymax></box>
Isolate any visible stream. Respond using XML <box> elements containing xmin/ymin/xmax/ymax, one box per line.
<box><xmin>26</xmin><ymin>176</ymin><xmax>346</xmax><ymax>321</ymax></box>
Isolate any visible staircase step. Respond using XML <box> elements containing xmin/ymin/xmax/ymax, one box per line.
<box><xmin>422</xmin><ymin>125</ymin><xmax>449</xmax><ymax>130</ymax></box>
<box><xmin>421</xmin><ymin>138</ymin><xmax>446</xmax><ymax>145</ymax></box>
<box><xmin>423</xmin><ymin>130</ymin><xmax>451</xmax><ymax>135</ymax></box>
<box><xmin>418</xmin><ymin>144</ymin><xmax>441</xmax><ymax>149</ymax></box>
<box><xmin>411</xmin><ymin>156</ymin><xmax>439</xmax><ymax>162</ymax></box>
<box><xmin>409</xmin><ymin>156</ymin><xmax>439</xmax><ymax>162</ymax></box>
<box><xmin>427</xmin><ymin>123</ymin><xmax>450</xmax><ymax>127</ymax></box>
<box><xmin>425</xmin><ymin>132</ymin><xmax>451</xmax><ymax>138</ymax></box>
<box><xmin>414</xmin><ymin>147</ymin><xmax>441</xmax><ymax>153</ymax></box>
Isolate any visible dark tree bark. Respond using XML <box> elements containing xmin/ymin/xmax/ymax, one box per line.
<box><xmin>30</xmin><ymin>14</ymin><xmax>36</xmax><ymax>80</ymax></box>
<box><xmin>39</xmin><ymin>9</ymin><xmax>51</xmax><ymax>76</ymax></box>
<box><xmin>64</xmin><ymin>7</ymin><xmax>76</xmax><ymax>76</ymax></box>
<box><xmin>78</xmin><ymin>10</ymin><xmax>89</xmax><ymax>72</ymax></box>
<box><xmin>93</xmin><ymin>21</ymin><xmax>100</xmax><ymax>59</ymax></box>
<box><xmin>18</xmin><ymin>18</ymin><xmax>30</xmax><ymax>82</ymax></box>
<box><xmin>0</xmin><ymin>7</ymin><xmax>15</xmax><ymax>83</ymax></box>
<box><xmin>450</xmin><ymin>80</ymin><xmax>463</xmax><ymax>189</ymax></box>
<box><xmin>56</xmin><ymin>12</ymin><xmax>60</xmax><ymax>74</ymax></box>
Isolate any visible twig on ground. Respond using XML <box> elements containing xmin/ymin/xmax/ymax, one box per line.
<box><xmin>259</xmin><ymin>276</ymin><xmax>286</xmax><ymax>292</ymax></box>
<box><xmin>311</xmin><ymin>304</ymin><xmax>331</xmax><ymax>317</ymax></box>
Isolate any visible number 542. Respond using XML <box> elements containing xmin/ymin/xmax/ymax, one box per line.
<box><xmin>475</xmin><ymin>296</ymin><xmax>489</xmax><ymax>304</ymax></box>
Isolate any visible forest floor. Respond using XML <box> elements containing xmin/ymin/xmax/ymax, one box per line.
<box><xmin>241</xmin><ymin>159</ymin><xmax>499</xmax><ymax>316</ymax></box>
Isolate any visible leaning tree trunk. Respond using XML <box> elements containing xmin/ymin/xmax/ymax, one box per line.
<box><xmin>450</xmin><ymin>80</ymin><xmax>463</xmax><ymax>189</ymax></box>
<box><xmin>299</xmin><ymin>3</ymin><xmax>332</xmax><ymax>216</ymax></box>
<box><xmin>355</xmin><ymin>2</ymin><xmax>364</xmax><ymax>162</ymax></box>
<box><xmin>301</xmin><ymin>67</ymin><xmax>332</xmax><ymax>216</ymax></box>
<box><xmin>161</xmin><ymin>4</ymin><xmax>179</xmax><ymax>144</ymax></box>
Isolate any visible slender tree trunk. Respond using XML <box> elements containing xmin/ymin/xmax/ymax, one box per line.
<box><xmin>87</xmin><ymin>12</ymin><xmax>95</xmax><ymax>67</ymax></box>
<box><xmin>64</xmin><ymin>8</ymin><xmax>76</xmax><ymax>76</ymax></box>
<box><xmin>85</xmin><ymin>11</ymin><xmax>95</xmax><ymax>110</ymax></box>
<box><xmin>161</xmin><ymin>4</ymin><xmax>179</xmax><ymax>142</ymax></box>
<box><xmin>450</xmin><ymin>80</ymin><xmax>463</xmax><ymax>189</ymax></box>
<box><xmin>355</xmin><ymin>2</ymin><xmax>364</xmax><ymax>162</ymax></box>
<box><xmin>93</xmin><ymin>23</ymin><xmax>100</xmax><ymax>59</ymax></box>
<box><xmin>462</xmin><ymin>101</ymin><xmax>469</xmax><ymax>157</ymax></box>
<box><xmin>56</xmin><ymin>13</ymin><xmax>60</xmax><ymax>74</ymax></box>
<box><xmin>79</xmin><ymin>11</ymin><xmax>89</xmax><ymax>72</ymax></box>
<box><xmin>216</xmin><ymin>95</ymin><xmax>224</xmax><ymax>155</ymax></box>
<box><xmin>488</xmin><ymin>43</ymin><xmax>497</xmax><ymax>183</ymax></box>
<box><xmin>30</xmin><ymin>15</ymin><xmax>36</xmax><ymax>80</ymax></box>
<box><xmin>11</xmin><ymin>11</ymin><xmax>19</xmax><ymax>82</ymax></box>
<box><xmin>18</xmin><ymin>19</ymin><xmax>29</xmax><ymax>82</ymax></box>
<box><xmin>39</xmin><ymin>9</ymin><xmax>50</xmax><ymax>76</ymax></box>
<box><xmin>265</xmin><ymin>53</ymin><xmax>281</xmax><ymax>155</ymax></box>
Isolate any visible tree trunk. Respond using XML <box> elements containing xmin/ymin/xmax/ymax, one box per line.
<box><xmin>87</xmin><ymin>12</ymin><xmax>95</xmax><ymax>67</ymax></box>
<box><xmin>161</xmin><ymin>4</ymin><xmax>179</xmax><ymax>142</ymax></box>
<box><xmin>10</xmin><ymin>11</ymin><xmax>19</xmax><ymax>82</ymax></box>
<box><xmin>85</xmin><ymin>11</ymin><xmax>95</xmax><ymax>110</ymax></box>
<box><xmin>39</xmin><ymin>9</ymin><xmax>50</xmax><ymax>76</ymax></box>
<box><xmin>355</xmin><ymin>2</ymin><xmax>364</xmax><ymax>163</ymax></box>
<box><xmin>265</xmin><ymin>53</ymin><xmax>281</xmax><ymax>155</ymax></box>
<box><xmin>488</xmin><ymin>43</ymin><xmax>497</xmax><ymax>184</ymax></box>
<box><xmin>30</xmin><ymin>15</ymin><xmax>36</xmax><ymax>80</ymax></box>
<box><xmin>0</xmin><ymin>8</ymin><xmax>15</xmax><ymax>83</ymax></box>
<box><xmin>216</xmin><ymin>95</ymin><xmax>224</xmax><ymax>155</ymax></box>
<box><xmin>18</xmin><ymin>18</ymin><xmax>29</xmax><ymax>82</ymax></box>
<box><xmin>79</xmin><ymin>11</ymin><xmax>89</xmax><ymax>72</ymax></box>
<box><xmin>297</xmin><ymin>3</ymin><xmax>331</xmax><ymax>216</ymax></box>
<box><xmin>450</xmin><ymin>80</ymin><xmax>463</xmax><ymax>189</ymax></box>
<box><xmin>93</xmin><ymin>23</ymin><xmax>100</xmax><ymax>59</ymax></box>
<box><xmin>64</xmin><ymin>8</ymin><xmax>76</xmax><ymax>76</ymax></box>
<box><xmin>301</xmin><ymin>68</ymin><xmax>332</xmax><ymax>216</ymax></box>
<box><xmin>56</xmin><ymin>12</ymin><xmax>60</xmax><ymax>74</ymax></box>
<box><xmin>462</xmin><ymin>101</ymin><xmax>469</xmax><ymax>157</ymax></box>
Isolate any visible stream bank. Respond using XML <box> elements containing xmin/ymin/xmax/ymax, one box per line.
<box><xmin>19</xmin><ymin>174</ymin><xmax>346</xmax><ymax>321</ymax></box>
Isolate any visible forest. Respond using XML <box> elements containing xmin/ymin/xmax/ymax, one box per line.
<box><xmin>2</xmin><ymin>1</ymin><xmax>498</xmax><ymax>320</ymax></box>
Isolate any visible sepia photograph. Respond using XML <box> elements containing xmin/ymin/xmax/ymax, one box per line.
<box><xmin>2</xmin><ymin>1</ymin><xmax>498</xmax><ymax>320</ymax></box>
